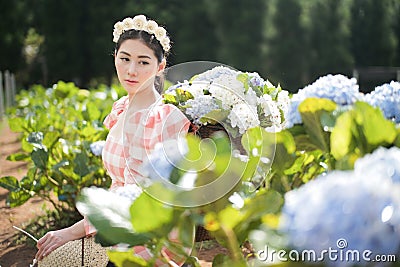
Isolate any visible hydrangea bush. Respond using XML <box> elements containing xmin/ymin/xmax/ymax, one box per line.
<box><xmin>279</xmin><ymin>147</ymin><xmax>400</xmax><ymax>266</ymax></box>
<box><xmin>285</xmin><ymin>74</ymin><xmax>363</xmax><ymax>128</ymax></box>
<box><xmin>60</xmin><ymin>72</ymin><xmax>400</xmax><ymax>267</ymax></box>
<box><xmin>164</xmin><ymin>66</ymin><xmax>289</xmax><ymax>135</ymax></box>
<box><xmin>364</xmin><ymin>81</ymin><xmax>400</xmax><ymax>123</ymax></box>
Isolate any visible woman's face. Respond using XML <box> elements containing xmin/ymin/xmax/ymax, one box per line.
<box><xmin>115</xmin><ymin>39</ymin><xmax>164</xmax><ymax>96</ymax></box>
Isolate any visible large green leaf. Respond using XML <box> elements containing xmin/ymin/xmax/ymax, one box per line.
<box><xmin>241</xmin><ymin>189</ymin><xmax>283</xmax><ymax>222</ymax></box>
<box><xmin>331</xmin><ymin>102</ymin><xmax>397</xmax><ymax>162</ymax></box>
<box><xmin>353</xmin><ymin>101</ymin><xmax>396</xmax><ymax>146</ymax></box>
<box><xmin>330</xmin><ymin>112</ymin><xmax>353</xmax><ymax>160</ymax></box>
<box><xmin>298</xmin><ymin>98</ymin><xmax>337</xmax><ymax>152</ymax></box>
<box><xmin>130</xmin><ymin>191</ymin><xmax>174</xmax><ymax>234</ymax></box>
<box><xmin>76</xmin><ymin>187</ymin><xmax>152</xmax><ymax>247</ymax></box>
<box><xmin>107</xmin><ymin>250</ymin><xmax>147</xmax><ymax>267</ymax></box>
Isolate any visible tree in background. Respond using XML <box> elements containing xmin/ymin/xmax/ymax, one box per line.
<box><xmin>307</xmin><ymin>0</ymin><xmax>353</xmax><ymax>81</ymax></box>
<box><xmin>265</xmin><ymin>0</ymin><xmax>308</xmax><ymax>92</ymax></box>
<box><xmin>0</xmin><ymin>1</ymin><xmax>30</xmax><ymax>73</ymax></box>
<box><xmin>350</xmin><ymin>0</ymin><xmax>397</xmax><ymax>67</ymax></box>
<box><xmin>2</xmin><ymin>0</ymin><xmax>400</xmax><ymax>91</ymax></box>
<box><xmin>205</xmin><ymin>0</ymin><xmax>266</xmax><ymax>73</ymax></box>
<box><xmin>168</xmin><ymin>0</ymin><xmax>218</xmax><ymax>63</ymax></box>
<box><xmin>394</xmin><ymin>0</ymin><xmax>400</xmax><ymax>65</ymax></box>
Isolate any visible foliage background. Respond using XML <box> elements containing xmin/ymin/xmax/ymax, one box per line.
<box><xmin>1</xmin><ymin>0</ymin><xmax>400</xmax><ymax>93</ymax></box>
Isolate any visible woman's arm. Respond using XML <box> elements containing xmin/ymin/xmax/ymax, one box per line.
<box><xmin>35</xmin><ymin>219</ymin><xmax>86</xmax><ymax>261</ymax></box>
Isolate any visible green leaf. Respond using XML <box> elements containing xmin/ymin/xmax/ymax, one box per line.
<box><xmin>292</xmin><ymin>134</ymin><xmax>321</xmax><ymax>151</ymax></box>
<box><xmin>6</xmin><ymin>152</ymin><xmax>30</xmax><ymax>162</ymax></box>
<box><xmin>130</xmin><ymin>191</ymin><xmax>174</xmax><ymax>233</ymax></box>
<box><xmin>73</xmin><ymin>152</ymin><xmax>90</xmax><ymax>177</ymax></box>
<box><xmin>177</xmin><ymin>215</ymin><xmax>195</xmax><ymax>248</ymax></box>
<box><xmin>200</xmin><ymin>109</ymin><xmax>229</xmax><ymax>124</ymax></box>
<box><xmin>8</xmin><ymin>189</ymin><xmax>32</xmax><ymax>207</ymax></box>
<box><xmin>162</xmin><ymin>94</ymin><xmax>177</xmax><ymax>105</ymax></box>
<box><xmin>242</xmin><ymin>189</ymin><xmax>283</xmax><ymax>222</ymax></box>
<box><xmin>299</xmin><ymin>98</ymin><xmax>337</xmax><ymax>152</ymax></box>
<box><xmin>107</xmin><ymin>250</ymin><xmax>147</xmax><ymax>267</ymax></box>
<box><xmin>31</xmin><ymin>147</ymin><xmax>48</xmax><ymax>169</ymax></box>
<box><xmin>218</xmin><ymin>206</ymin><xmax>243</xmax><ymax>229</ymax></box>
<box><xmin>83</xmin><ymin>103</ymin><xmax>101</xmax><ymax>121</ymax></box>
<box><xmin>270</xmin><ymin>131</ymin><xmax>296</xmax><ymax>173</ymax></box>
<box><xmin>330</xmin><ymin>112</ymin><xmax>354</xmax><ymax>160</ymax></box>
<box><xmin>0</xmin><ymin>176</ymin><xmax>20</xmax><ymax>191</ymax></box>
<box><xmin>184</xmin><ymin>256</ymin><xmax>201</xmax><ymax>267</ymax></box>
<box><xmin>43</xmin><ymin>131</ymin><xmax>60</xmax><ymax>149</ymax></box>
<box><xmin>8</xmin><ymin>117</ymin><xmax>26</xmax><ymax>132</ymax></box>
<box><xmin>353</xmin><ymin>101</ymin><xmax>396</xmax><ymax>145</ymax></box>
<box><xmin>76</xmin><ymin>187</ymin><xmax>151</xmax><ymax>247</ymax></box>
<box><xmin>175</xmin><ymin>88</ymin><xmax>194</xmax><ymax>103</ymax></box>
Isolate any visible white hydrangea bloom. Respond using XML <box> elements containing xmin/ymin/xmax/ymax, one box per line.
<box><xmin>228</xmin><ymin>103</ymin><xmax>260</xmax><ymax>134</ymax></box>
<box><xmin>209</xmin><ymin>85</ymin><xmax>243</xmax><ymax>109</ymax></box>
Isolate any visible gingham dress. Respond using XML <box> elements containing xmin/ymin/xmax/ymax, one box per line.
<box><xmin>85</xmin><ymin>96</ymin><xmax>191</xmax><ymax>266</ymax></box>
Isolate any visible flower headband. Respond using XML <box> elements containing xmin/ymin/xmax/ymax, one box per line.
<box><xmin>113</xmin><ymin>15</ymin><xmax>171</xmax><ymax>52</ymax></box>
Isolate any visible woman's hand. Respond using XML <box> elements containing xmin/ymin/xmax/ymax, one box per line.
<box><xmin>35</xmin><ymin>229</ymin><xmax>72</xmax><ymax>261</ymax></box>
<box><xmin>35</xmin><ymin>219</ymin><xmax>86</xmax><ymax>261</ymax></box>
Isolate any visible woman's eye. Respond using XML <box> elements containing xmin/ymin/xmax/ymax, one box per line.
<box><xmin>120</xmin><ymin>57</ymin><xmax>129</xmax><ymax>62</ymax></box>
<box><xmin>139</xmin><ymin>61</ymin><xmax>149</xmax><ymax>65</ymax></box>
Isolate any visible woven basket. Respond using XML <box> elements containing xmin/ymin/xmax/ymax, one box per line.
<box><xmin>38</xmin><ymin>236</ymin><xmax>108</xmax><ymax>267</ymax></box>
<box><xmin>195</xmin><ymin>225</ymin><xmax>214</xmax><ymax>242</ymax></box>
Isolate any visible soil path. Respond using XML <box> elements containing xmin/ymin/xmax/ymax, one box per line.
<box><xmin>0</xmin><ymin>121</ymin><xmax>227</xmax><ymax>267</ymax></box>
<box><xmin>0</xmin><ymin>121</ymin><xmax>48</xmax><ymax>267</ymax></box>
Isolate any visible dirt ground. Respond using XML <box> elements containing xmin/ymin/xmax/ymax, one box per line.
<box><xmin>0</xmin><ymin>121</ymin><xmax>228</xmax><ymax>267</ymax></box>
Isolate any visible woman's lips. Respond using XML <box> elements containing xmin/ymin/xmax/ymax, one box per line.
<box><xmin>125</xmin><ymin>79</ymin><xmax>139</xmax><ymax>85</ymax></box>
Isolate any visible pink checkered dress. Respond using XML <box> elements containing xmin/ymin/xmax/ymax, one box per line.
<box><xmin>85</xmin><ymin>96</ymin><xmax>191</xmax><ymax>266</ymax></box>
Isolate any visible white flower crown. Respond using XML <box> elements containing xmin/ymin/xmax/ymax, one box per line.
<box><xmin>113</xmin><ymin>15</ymin><xmax>171</xmax><ymax>53</ymax></box>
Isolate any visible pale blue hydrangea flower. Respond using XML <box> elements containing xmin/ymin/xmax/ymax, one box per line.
<box><xmin>279</xmin><ymin>147</ymin><xmax>400</xmax><ymax>266</ymax></box>
<box><xmin>186</xmin><ymin>95</ymin><xmax>219</xmax><ymax>125</ymax></box>
<box><xmin>89</xmin><ymin>140</ymin><xmax>105</xmax><ymax>156</ymax></box>
<box><xmin>285</xmin><ymin>74</ymin><xmax>363</xmax><ymax>128</ymax></box>
<box><xmin>192</xmin><ymin>66</ymin><xmax>238</xmax><ymax>82</ymax></box>
<box><xmin>140</xmin><ymin>138</ymin><xmax>188</xmax><ymax>183</ymax></box>
<box><xmin>354</xmin><ymin>146</ymin><xmax>400</xmax><ymax>183</ymax></box>
<box><xmin>364</xmin><ymin>81</ymin><xmax>400</xmax><ymax>123</ymax></box>
<box><xmin>113</xmin><ymin>184</ymin><xmax>142</xmax><ymax>202</ymax></box>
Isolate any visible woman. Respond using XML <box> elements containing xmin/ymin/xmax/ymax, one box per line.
<box><xmin>36</xmin><ymin>15</ymin><xmax>191</xmax><ymax>266</ymax></box>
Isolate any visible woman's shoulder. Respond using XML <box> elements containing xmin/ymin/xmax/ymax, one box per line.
<box><xmin>104</xmin><ymin>96</ymin><xmax>130</xmax><ymax>129</ymax></box>
<box><xmin>147</xmin><ymin>102</ymin><xmax>188</xmax><ymax>122</ymax></box>
<box><xmin>126</xmin><ymin>102</ymin><xmax>190</xmax><ymax>130</ymax></box>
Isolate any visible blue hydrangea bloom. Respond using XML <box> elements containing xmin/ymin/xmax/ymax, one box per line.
<box><xmin>113</xmin><ymin>184</ymin><xmax>142</xmax><ymax>202</ymax></box>
<box><xmin>285</xmin><ymin>74</ymin><xmax>363</xmax><ymax>128</ymax></box>
<box><xmin>140</xmin><ymin>138</ymin><xmax>188</xmax><ymax>184</ymax></box>
<box><xmin>279</xmin><ymin>147</ymin><xmax>400</xmax><ymax>266</ymax></box>
<box><xmin>364</xmin><ymin>81</ymin><xmax>400</xmax><ymax>123</ymax></box>
<box><xmin>354</xmin><ymin>146</ymin><xmax>400</xmax><ymax>184</ymax></box>
<box><xmin>89</xmin><ymin>140</ymin><xmax>105</xmax><ymax>156</ymax></box>
<box><xmin>186</xmin><ymin>95</ymin><xmax>219</xmax><ymax>125</ymax></box>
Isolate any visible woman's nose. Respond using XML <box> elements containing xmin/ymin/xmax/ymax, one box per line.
<box><xmin>128</xmin><ymin>62</ymin><xmax>137</xmax><ymax>76</ymax></box>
